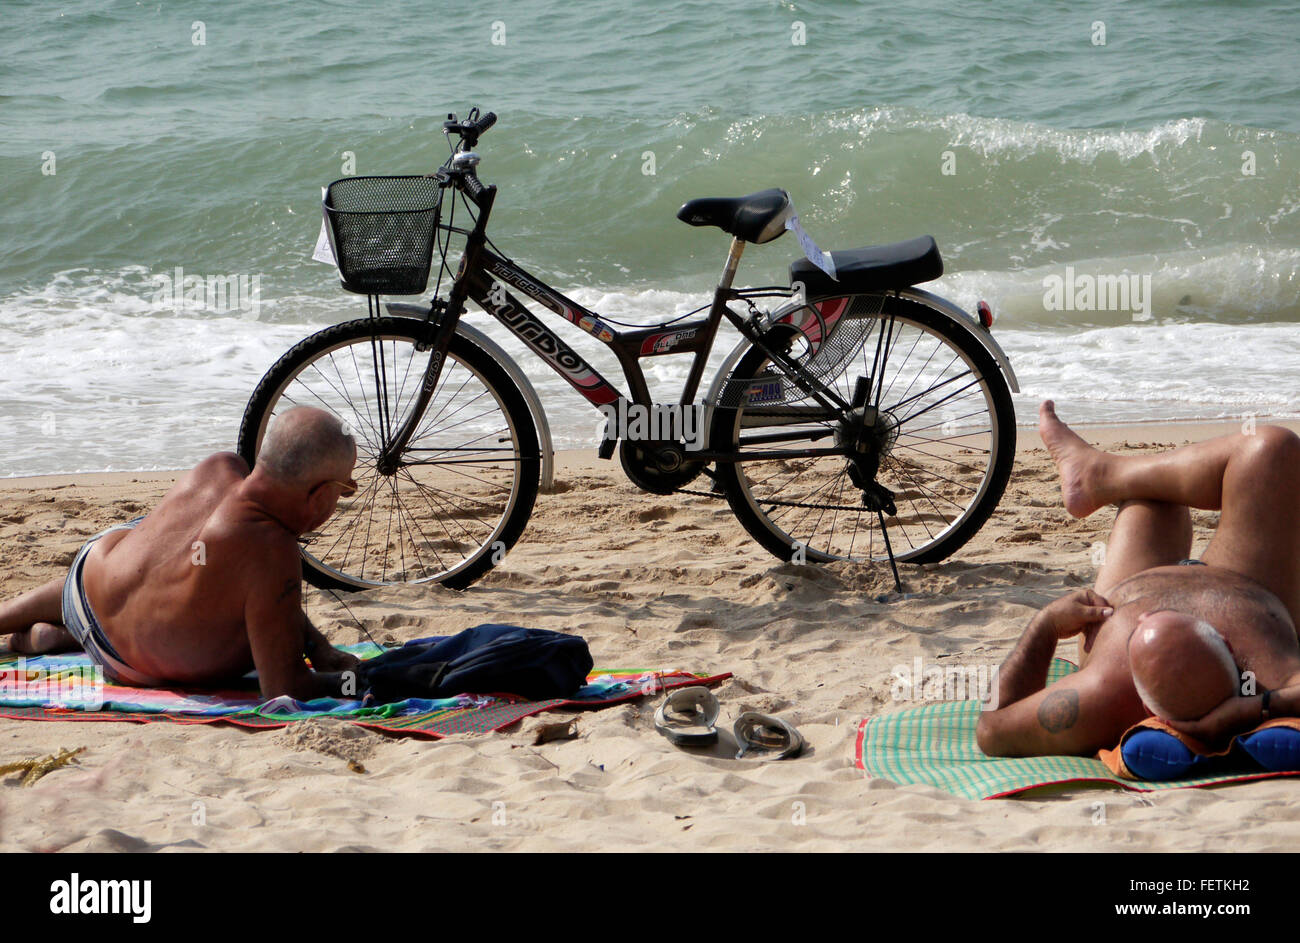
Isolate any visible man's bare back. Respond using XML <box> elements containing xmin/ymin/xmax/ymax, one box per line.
<box><xmin>85</xmin><ymin>453</ymin><xmax>300</xmax><ymax>685</ymax></box>
<box><xmin>0</xmin><ymin>407</ymin><xmax>362</xmax><ymax>700</ymax></box>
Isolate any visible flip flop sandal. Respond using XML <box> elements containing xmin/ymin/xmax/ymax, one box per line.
<box><xmin>654</xmin><ymin>686</ymin><xmax>721</xmax><ymax>746</ymax></box>
<box><xmin>733</xmin><ymin>711</ymin><xmax>804</xmax><ymax>760</ymax></box>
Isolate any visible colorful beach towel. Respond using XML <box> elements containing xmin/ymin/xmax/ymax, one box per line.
<box><xmin>855</xmin><ymin>658</ymin><xmax>1300</xmax><ymax>799</ymax></box>
<box><xmin>0</xmin><ymin>640</ymin><xmax>729</xmax><ymax>739</ymax></box>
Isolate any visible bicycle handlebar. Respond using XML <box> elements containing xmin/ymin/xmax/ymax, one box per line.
<box><xmin>440</xmin><ymin>108</ymin><xmax>496</xmax><ymax>201</ymax></box>
<box><xmin>443</xmin><ymin>109</ymin><xmax>496</xmax><ymax>149</ymax></box>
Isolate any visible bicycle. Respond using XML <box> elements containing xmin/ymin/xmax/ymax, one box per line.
<box><xmin>238</xmin><ymin>108</ymin><xmax>1021</xmax><ymax>592</ymax></box>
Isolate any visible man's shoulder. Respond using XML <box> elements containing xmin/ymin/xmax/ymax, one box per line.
<box><xmin>204</xmin><ymin>505</ymin><xmax>298</xmax><ymax>558</ymax></box>
<box><xmin>196</xmin><ymin>510</ymin><xmax>300</xmax><ymax>606</ymax></box>
<box><xmin>168</xmin><ymin>452</ymin><xmax>248</xmax><ymax>501</ymax></box>
<box><xmin>195</xmin><ymin>452</ymin><xmax>251</xmax><ymax>480</ymax></box>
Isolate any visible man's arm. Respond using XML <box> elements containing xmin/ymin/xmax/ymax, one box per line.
<box><xmin>244</xmin><ymin>562</ymin><xmax>354</xmax><ymax>701</ymax></box>
<box><xmin>302</xmin><ymin>614</ymin><xmax>360</xmax><ymax>674</ymax></box>
<box><xmin>988</xmin><ymin>609</ymin><xmax>1059</xmax><ymax>710</ymax></box>
<box><xmin>977</xmin><ymin>669</ymin><xmax>1132</xmax><ymax>757</ymax></box>
<box><xmin>1170</xmin><ymin>682</ymin><xmax>1300</xmax><ymax>745</ymax></box>
<box><xmin>977</xmin><ymin>590</ymin><xmax>1117</xmax><ymax>757</ymax></box>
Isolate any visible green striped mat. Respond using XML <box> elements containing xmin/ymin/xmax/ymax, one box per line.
<box><xmin>855</xmin><ymin>658</ymin><xmax>1299</xmax><ymax>799</ymax></box>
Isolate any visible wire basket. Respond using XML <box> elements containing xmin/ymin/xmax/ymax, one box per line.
<box><xmin>324</xmin><ymin>175</ymin><xmax>444</xmax><ymax>295</ymax></box>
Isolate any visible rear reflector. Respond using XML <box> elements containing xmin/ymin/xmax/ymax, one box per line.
<box><xmin>976</xmin><ymin>300</ymin><xmax>994</xmax><ymax>329</ymax></box>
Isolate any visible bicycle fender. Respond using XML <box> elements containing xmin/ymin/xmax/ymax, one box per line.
<box><xmin>894</xmin><ymin>287</ymin><xmax>1020</xmax><ymax>393</ymax></box>
<box><xmin>386</xmin><ymin>302</ymin><xmax>556</xmax><ymax>492</ymax></box>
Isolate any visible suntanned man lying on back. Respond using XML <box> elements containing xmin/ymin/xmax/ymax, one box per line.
<box><xmin>977</xmin><ymin>401</ymin><xmax>1300</xmax><ymax>757</ymax></box>
<box><xmin>0</xmin><ymin>406</ymin><xmax>361</xmax><ymax>701</ymax></box>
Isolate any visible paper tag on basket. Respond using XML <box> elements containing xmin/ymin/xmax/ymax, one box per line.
<box><xmin>312</xmin><ymin>187</ymin><xmax>337</xmax><ymax>267</ymax></box>
<box><xmin>785</xmin><ymin>213</ymin><xmax>836</xmax><ymax>280</ymax></box>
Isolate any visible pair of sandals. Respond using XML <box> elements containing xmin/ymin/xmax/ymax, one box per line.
<box><xmin>653</xmin><ymin>686</ymin><xmax>804</xmax><ymax>760</ymax></box>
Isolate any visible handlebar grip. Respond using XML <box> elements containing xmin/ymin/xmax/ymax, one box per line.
<box><xmin>473</xmin><ymin>112</ymin><xmax>497</xmax><ymax>135</ymax></box>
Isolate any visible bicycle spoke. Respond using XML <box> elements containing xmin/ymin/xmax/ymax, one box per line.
<box><xmin>244</xmin><ymin>324</ymin><xmax>531</xmax><ymax>587</ymax></box>
<box><xmin>723</xmin><ymin>302</ymin><xmax>1008</xmax><ymax>564</ymax></box>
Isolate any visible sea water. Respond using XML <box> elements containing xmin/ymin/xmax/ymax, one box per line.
<box><xmin>2</xmin><ymin>0</ymin><xmax>1297</xmax><ymax>475</ymax></box>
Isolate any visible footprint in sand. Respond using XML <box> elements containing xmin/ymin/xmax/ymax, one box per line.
<box><xmin>997</xmin><ymin>530</ymin><xmax>1043</xmax><ymax>544</ymax></box>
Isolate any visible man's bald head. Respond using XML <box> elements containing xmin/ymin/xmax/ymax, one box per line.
<box><xmin>257</xmin><ymin>407</ymin><xmax>356</xmax><ymax>491</ymax></box>
<box><xmin>1128</xmin><ymin>610</ymin><xmax>1240</xmax><ymax>722</ymax></box>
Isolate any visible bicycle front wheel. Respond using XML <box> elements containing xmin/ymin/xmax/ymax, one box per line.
<box><xmin>238</xmin><ymin>317</ymin><xmax>540</xmax><ymax>590</ymax></box>
<box><xmin>710</xmin><ymin>293</ymin><xmax>1015</xmax><ymax>566</ymax></box>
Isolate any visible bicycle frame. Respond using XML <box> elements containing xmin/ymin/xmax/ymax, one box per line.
<box><xmin>375</xmin><ymin>154</ymin><xmax>978</xmax><ymax>471</ymax></box>
<box><xmin>473</xmin><ymin>240</ymin><xmax>873</xmax><ymax>454</ymax></box>
<box><xmin>464</xmin><ymin>245</ymin><xmax>724</xmax><ymax>409</ymax></box>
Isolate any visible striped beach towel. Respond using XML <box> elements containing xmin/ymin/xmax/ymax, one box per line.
<box><xmin>0</xmin><ymin>643</ymin><xmax>729</xmax><ymax>739</ymax></box>
<box><xmin>855</xmin><ymin>658</ymin><xmax>1300</xmax><ymax>799</ymax></box>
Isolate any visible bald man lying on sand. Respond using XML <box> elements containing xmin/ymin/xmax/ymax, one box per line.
<box><xmin>0</xmin><ymin>406</ymin><xmax>361</xmax><ymax>701</ymax></box>
<box><xmin>977</xmin><ymin>402</ymin><xmax>1300</xmax><ymax>757</ymax></box>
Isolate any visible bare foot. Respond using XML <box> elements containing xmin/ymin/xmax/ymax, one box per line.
<box><xmin>4</xmin><ymin>622</ymin><xmax>77</xmax><ymax>655</ymax></box>
<box><xmin>1038</xmin><ymin>400</ymin><xmax>1108</xmax><ymax>517</ymax></box>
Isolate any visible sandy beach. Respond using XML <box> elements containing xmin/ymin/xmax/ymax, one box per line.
<box><xmin>2</xmin><ymin>417</ymin><xmax>1299</xmax><ymax>853</ymax></box>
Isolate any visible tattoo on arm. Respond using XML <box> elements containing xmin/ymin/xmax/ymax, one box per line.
<box><xmin>276</xmin><ymin>577</ymin><xmax>297</xmax><ymax>603</ymax></box>
<box><xmin>1037</xmin><ymin>689</ymin><xmax>1080</xmax><ymax>733</ymax></box>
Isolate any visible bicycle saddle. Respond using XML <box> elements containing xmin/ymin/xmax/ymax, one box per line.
<box><xmin>789</xmin><ymin>235</ymin><xmax>943</xmax><ymax>296</ymax></box>
<box><xmin>676</xmin><ymin>188</ymin><xmax>792</xmax><ymax>244</ymax></box>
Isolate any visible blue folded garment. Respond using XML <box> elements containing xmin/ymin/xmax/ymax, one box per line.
<box><xmin>358</xmin><ymin>624</ymin><xmax>593</xmax><ymax>703</ymax></box>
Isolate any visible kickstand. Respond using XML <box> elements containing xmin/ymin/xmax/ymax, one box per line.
<box><xmin>877</xmin><ymin>509</ymin><xmax>903</xmax><ymax>594</ymax></box>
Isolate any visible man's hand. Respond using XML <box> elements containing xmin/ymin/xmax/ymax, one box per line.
<box><xmin>1167</xmin><ymin>694</ymin><xmax>1263</xmax><ymax>747</ymax></box>
<box><xmin>1038</xmin><ymin>589</ymin><xmax>1114</xmax><ymax>653</ymax></box>
<box><xmin>301</xmin><ymin>613</ymin><xmax>361</xmax><ymax>675</ymax></box>
<box><xmin>307</xmin><ymin>642</ymin><xmax>360</xmax><ymax>675</ymax></box>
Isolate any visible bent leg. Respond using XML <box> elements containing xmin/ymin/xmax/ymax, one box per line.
<box><xmin>1080</xmin><ymin>499</ymin><xmax>1191</xmax><ymax>665</ymax></box>
<box><xmin>0</xmin><ymin>578</ymin><xmax>77</xmax><ymax>655</ymax></box>
<box><xmin>1039</xmin><ymin>400</ymin><xmax>1262</xmax><ymax>516</ymax></box>
<box><xmin>1200</xmin><ymin>426</ymin><xmax>1300</xmax><ymax>625</ymax></box>
<box><xmin>1038</xmin><ymin>401</ymin><xmax>1300</xmax><ymax>628</ymax></box>
<box><xmin>1093</xmin><ymin>500</ymin><xmax>1193</xmax><ymax>597</ymax></box>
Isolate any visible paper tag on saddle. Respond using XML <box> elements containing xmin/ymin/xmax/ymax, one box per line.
<box><xmin>312</xmin><ymin>187</ymin><xmax>337</xmax><ymax>267</ymax></box>
<box><xmin>786</xmin><ymin>213</ymin><xmax>836</xmax><ymax>280</ymax></box>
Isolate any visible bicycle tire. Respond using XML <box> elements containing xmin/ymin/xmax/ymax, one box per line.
<box><xmin>710</xmin><ymin>293</ymin><xmax>1015</xmax><ymax>566</ymax></box>
<box><xmin>237</xmin><ymin>317</ymin><xmax>540</xmax><ymax>590</ymax></box>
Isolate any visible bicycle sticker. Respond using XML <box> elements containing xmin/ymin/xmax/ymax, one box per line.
<box><xmin>745</xmin><ymin>378</ymin><xmax>783</xmax><ymax>405</ymax></box>
<box><xmin>785</xmin><ymin>213</ymin><xmax>836</xmax><ymax>280</ymax></box>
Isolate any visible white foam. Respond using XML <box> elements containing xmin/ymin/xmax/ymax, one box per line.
<box><xmin>1</xmin><ymin>269</ymin><xmax>1296</xmax><ymax>475</ymax></box>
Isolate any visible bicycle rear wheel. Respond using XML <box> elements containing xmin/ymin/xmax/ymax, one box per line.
<box><xmin>710</xmin><ymin>293</ymin><xmax>1015</xmax><ymax>566</ymax></box>
<box><xmin>238</xmin><ymin>317</ymin><xmax>540</xmax><ymax>590</ymax></box>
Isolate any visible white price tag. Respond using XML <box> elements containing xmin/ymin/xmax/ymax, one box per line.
<box><xmin>311</xmin><ymin>187</ymin><xmax>337</xmax><ymax>267</ymax></box>
<box><xmin>786</xmin><ymin>212</ymin><xmax>836</xmax><ymax>280</ymax></box>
